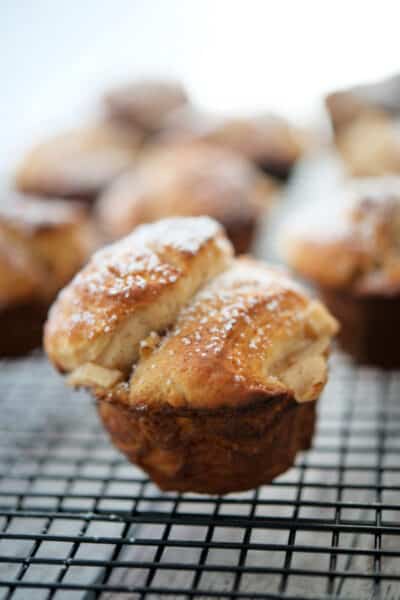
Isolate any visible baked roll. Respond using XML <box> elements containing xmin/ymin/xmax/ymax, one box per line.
<box><xmin>45</xmin><ymin>217</ymin><xmax>338</xmax><ymax>494</ymax></box>
<box><xmin>326</xmin><ymin>72</ymin><xmax>400</xmax><ymax>136</ymax></box>
<box><xmin>0</xmin><ymin>193</ymin><xmax>97</xmax><ymax>356</ymax></box>
<box><xmin>326</xmin><ymin>74</ymin><xmax>400</xmax><ymax>176</ymax></box>
<box><xmin>335</xmin><ymin>112</ymin><xmax>400</xmax><ymax>177</ymax></box>
<box><xmin>158</xmin><ymin>107</ymin><xmax>309</xmax><ymax>179</ymax></box>
<box><xmin>285</xmin><ymin>177</ymin><xmax>400</xmax><ymax>367</ymax></box>
<box><xmin>104</xmin><ymin>79</ymin><xmax>188</xmax><ymax>133</ymax></box>
<box><xmin>15</xmin><ymin>122</ymin><xmax>141</xmax><ymax>203</ymax></box>
<box><xmin>96</xmin><ymin>143</ymin><xmax>277</xmax><ymax>254</ymax></box>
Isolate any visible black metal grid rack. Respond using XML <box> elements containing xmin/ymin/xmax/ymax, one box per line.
<box><xmin>1</xmin><ymin>352</ymin><xmax>400</xmax><ymax>600</ymax></box>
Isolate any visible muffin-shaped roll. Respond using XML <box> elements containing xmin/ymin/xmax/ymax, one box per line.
<box><xmin>104</xmin><ymin>79</ymin><xmax>188</xmax><ymax>133</ymax></box>
<box><xmin>335</xmin><ymin>113</ymin><xmax>400</xmax><ymax>177</ymax></box>
<box><xmin>45</xmin><ymin>217</ymin><xmax>337</xmax><ymax>494</ymax></box>
<box><xmin>326</xmin><ymin>74</ymin><xmax>400</xmax><ymax>176</ymax></box>
<box><xmin>15</xmin><ymin>123</ymin><xmax>142</xmax><ymax>203</ymax></box>
<box><xmin>158</xmin><ymin>107</ymin><xmax>309</xmax><ymax>179</ymax></box>
<box><xmin>96</xmin><ymin>144</ymin><xmax>277</xmax><ymax>254</ymax></box>
<box><xmin>0</xmin><ymin>193</ymin><xmax>97</xmax><ymax>356</ymax></box>
<box><xmin>286</xmin><ymin>177</ymin><xmax>400</xmax><ymax>367</ymax></box>
<box><xmin>326</xmin><ymin>72</ymin><xmax>400</xmax><ymax>136</ymax></box>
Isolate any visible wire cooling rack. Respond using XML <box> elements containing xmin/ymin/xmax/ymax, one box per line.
<box><xmin>0</xmin><ymin>352</ymin><xmax>400</xmax><ymax>600</ymax></box>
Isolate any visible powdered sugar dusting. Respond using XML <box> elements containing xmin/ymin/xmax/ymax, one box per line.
<box><xmin>132</xmin><ymin>216</ymin><xmax>222</xmax><ymax>255</ymax></box>
<box><xmin>0</xmin><ymin>192</ymin><xmax>85</xmax><ymax>234</ymax></box>
<box><xmin>52</xmin><ymin>216</ymin><xmax>224</xmax><ymax>341</ymax></box>
<box><xmin>284</xmin><ymin>176</ymin><xmax>400</xmax><ymax>288</ymax></box>
<box><xmin>155</xmin><ymin>258</ymin><xmax>308</xmax><ymax>384</ymax></box>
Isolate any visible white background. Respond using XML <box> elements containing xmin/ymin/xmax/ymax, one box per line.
<box><xmin>1</xmin><ymin>0</ymin><xmax>400</xmax><ymax>170</ymax></box>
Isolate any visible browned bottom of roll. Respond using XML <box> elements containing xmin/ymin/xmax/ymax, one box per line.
<box><xmin>224</xmin><ymin>219</ymin><xmax>258</xmax><ymax>255</ymax></box>
<box><xmin>97</xmin><ymin>395</ymin><xmax>316</xmax><ymax>495</ymax></box>
<box><xmin>259</xmin><ymin>160</ymin><xmax>292</xmax><ymax>181</ymax></box>
<box><xmin>320</xmin><ymin>287</ymin><xmax>400</xmax><ymax>368</ymax></box>
<box><xmin>0</xmin><ymin>302</ymin><xmax>49</xmax><ymax>357</ymax></box>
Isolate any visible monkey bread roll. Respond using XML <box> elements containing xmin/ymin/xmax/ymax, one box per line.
<box><xmin>104</xmin><ymin>79</ymin><xmax>188</xmax><ymax>133</ymax></box>
<box><xmin>333</xmin><ymin>112</ymin><xmax>400</xmax><ymax>177</ymax></box>
<box><xmin>286</xmin><ymin>177</ymin><xmax>400</xmax><ymax>368</ymax></box>
<box><xmin>45</xmin><ymin>217</ymin><xmax>338</xmax><ymax>494</ymax></box>
<box><xmin>326</xmin><ymin>72</ymin><xmax>400</xmax><ymax>136</ymax></box>
<box><xmin>326</xmin><ymin>74</ymin><xmax>400</xmax><ymax>177</ymax></box>
<box><xmin>15</xmin><ymin>122</ymin><xmax>142</xmax><ymax>203</ymax></box>
<box><xmin>159</xmin><ymin>108</ymin><xmax>309</xmax><ymax>180</ymax></box>
<box><xmin>0</xmin><ymin>193</ymin><xmax>97</xmax><ymax>356</ymax></box>
<box><xmin>96</xmin><ymin>143</ymin><xmax>277</xmax><ymax>254</ymax></box>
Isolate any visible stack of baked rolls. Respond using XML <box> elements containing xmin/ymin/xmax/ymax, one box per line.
<box><xmin>157</xmin><ymin>107</ymin><xmax>310</xmax><ymax>180</ymax></box>
<box><xmin>15</xmin><ymin>79</ymin><xmax>190</xmax><ymax>205</ymax></box>
<box><xmin>286</xmin><ymin>177</ymin><xmax>400</xmax><ymax>368</ymax></box>
<box><xmin>96</xmin><ymin>143</ymin><xmax>277</xmax><ymax>254</ymax></box>
<box><xmin>15</xmin><ymin>77</ymin><xmax>310</xmax><ymax>214</ymax></box>
<box><xmin>8</xmin><ymin>76</ymin><xmax>314</xmax><ymax>361</ymax></box>
<box><xmin>45</xmin><ymin>216</ymin><xmax>338</xmax><ymax>494</ymax></box>
<box><xmin>0</xmin><ymin>193</ymin><xmax>97</xmax><ymax>356</ymax></box>
<box><xmin>104</xmin><ymin>79</ymin><xmax>310</xmax><ymax>180</ymax></box>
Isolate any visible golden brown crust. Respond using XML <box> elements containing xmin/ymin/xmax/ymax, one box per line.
<box><xmin>45</xmin><ymin>217</ymin><xmax>338</xmax><ymax>493</ymax></box>
<box><xmin>0</xmin><ymin>193</ymin><xmax>98</xmax><ymax>355</ymax></box>
<box><xmin>45</xmin><ymin>220</ymin><xmax>337</xmax><ymax>407</ymax></box>
<box><xmin>286</xmin><ymin>177</ymin><xmax>400</xmax><ymax>293</ymax></box>
<box><xmin>104</xmin><ymin>79</ymin><xmax>188</xmax><ymax>132</ymax></box>
<box><xmin>45</xmin><ymin>219</ymin><xmax>337</xmax><ymax>406</ymax></box>
<box><xmin>0</xmin><ymin>195</ymin><xmax>97</xmax><ymax>307</ymax></box>
<box><xmin>96</xmin><ymin>143</ymin><xmax>276</xmax><ymax>253</ymax></box>
<box><xmin>286</xmin><ymin>178</ymin><xmax>400</xmax><ymax>366</ymax></box>
<box><xmin>44</xmin><ymin>217</ymin><xmax>233</xmax><ymax>373</ymax></box>
<box><xmin>125</xmin><ymin>258</ymin><xmax>337</xmax><ymax>410</ymax></box>
<box><xmin>15</xmin><ymin>123</ymin><xmax>141</xmax><ymax>201</ymax></box>
<box><xmin>97</xmin><ymin>394</ymin><xmax>316</xmax><ymax>494</ymax></box>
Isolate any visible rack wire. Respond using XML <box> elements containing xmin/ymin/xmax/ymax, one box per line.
<box><xmin>0</xmin><ymin>351</ymin><xmax>400</xmax><ymax>600</ymax></box>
